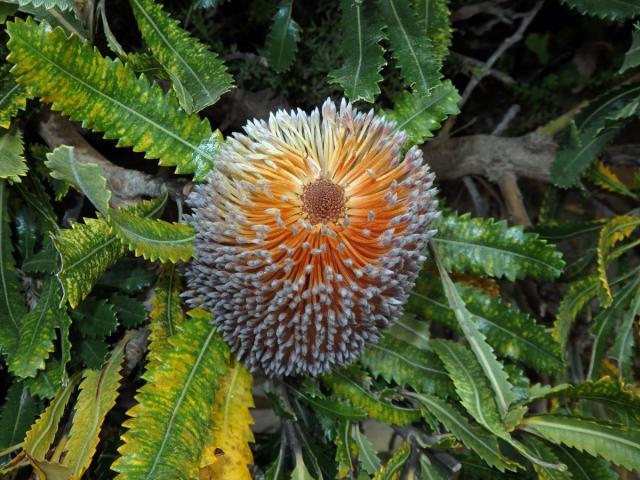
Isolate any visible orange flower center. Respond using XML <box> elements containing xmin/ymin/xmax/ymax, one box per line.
<box><xmin>300</xmin><ymin>178</ymin><xmax>346</xmax><ymax>225</ymax></box>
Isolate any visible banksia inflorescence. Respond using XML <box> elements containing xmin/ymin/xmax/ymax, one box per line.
<box><xmin>184</xmin><ymin>99</ymin><xmax>439</xmax><ymax>377</ymax></box>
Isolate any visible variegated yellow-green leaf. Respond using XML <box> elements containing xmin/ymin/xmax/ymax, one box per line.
<box><xmin>0</xmin><ymin>129</ymin><xmax>28</xmax><ymax>183</ymax></box>
<box><xmin>199</xmin><ymin>360</ymin><xmax>254</xmax><ymax>480</ymax></box>
<box><xmin>45</xmin><ymin>145</ymin><xmax>111</xmax><ymax>215</ymax></box>
<box><xmin>372</xmin><ymin>442</ymin><xmax>410</xmax><ymax>480</ymax></box>
<box><xmin>553</xmin><ymin>274</ymin><xmax>599</xmax><ymax>350</ymax></box>
<box><xmin>323</xmin><ymin>370</ymin><xmax>420</xmax><ymax>425</ymax></box>
<box><xmin>413</xmin><ymin>0</ymin><xmax>451</xmax><ymax>66</ymax></box>
<box><xmin>0</xmin><ymin>65</ymin><xmax>28</xmax><ymax>129</ymax></box>
<box><xmin>328</xmin><ymin>0</ymin><xmax>386</xmax><ymax>103</ymax></box>
<box><xmin>0</xmin><ymin>180</ymin><xmax>28</xmax><ymax>359</ymax></box>
<box><xmin>384</xmin><ymin>82</ymin><xmax>460</xmax><ymax>146</ymax></box>
<box><xmin>54</xmin><ymin>195</ymin><xmax>166</xmax><ymax>308</ymax></box>
<box><xmin>432</xmin><ymin>211</ymin><xmax>565</xmax><ymax>281</ymax></box>
<box><xmin>9</xmin><ymin>279</ymin><xmax>66</xmax><ymax>379</ymax></box>
<box><xmin>23</xmin><ymin>374</ymin><xmax>79</xmax><ymax>460</ymax></box>
<box><xmin>587</xmin><ymin>161</ymin><xmax>639</xmax><ymax>199</ymax></box>
<box><xmin>112</xmin><ymin>309</ymin><xmax>229</xmax><ymax>479</ymax></box>
<box><xmin>60</xmin><ymin>335</ymin><xmax>128</xmax><ymax>477</ymax></box>
<box><xmin>6</xmin><ymin>17</ymin><xmax>219</xmax><ymax>180</ymax></box>
<box><xmin>110</xmin><ymin>209</ymin><xmax>194</xmax><ymax>263</ymax></box>
<box><xmin>596</xmin><ymin>215</ymin><xmax>640</xmax><ymax>306</ymax></box>
<box><xmin>359</xmin><ymin>335</ymin><xmax>454</xmax><ymax>397</ymax></box>
<box><xmin>130</xmin><ymin>0</ymin><xmax>233</xmax><ymax>113</ymax></box>
<box><xmin>521</xmin><ymin>415</ymin><xmax>640</xmax><ymax>473</ymax></box>
<box><xmin>148</xmin><ymin>263</ymin><xmax>185</xmax><ymax>362</ymax></box>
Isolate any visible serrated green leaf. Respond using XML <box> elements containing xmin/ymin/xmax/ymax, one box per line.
<box><xmin>23</xmin><ymin>359</ymin><xmax>65</xmax><ymax>399</ymax></box>
<box><xmin>78</xmin><ymin>336</ymin><xmax>109</xmax><ymax>369</ymax></box>
<box><xmin>621</xmin><ymin>24</ymin><xmax>640</xmax><ymax>73</ymax></box>
<box><xmin>14</xmin><ymin>174</ymin><xmax>57</xmax><ymax>233</ymax></box>
<box><xmin>323</xmin><ymin>370</ymin><xmax>420</xmax><ymax>425</ymax></box>
<box><xmin>110</xmin><ymin>293</ymin><xmax>147</xmax><ymax>328</ymax></box>
<box><xmin>412</xmin><ymin>392</ymin><xmax>513</xmax><ymax>472</ymax></box>
<box><xmin>0</xmin><ymin>129</ymin><xmax>27</xmax><ymax>182</ymax></box>
<box><xmin>112</xmin><ymin>309</ymin><xmax>229</xmax><ymax>479</ymax></box>
<box><xmin>54</xmin><ymin>195</ymin><xmax>165</xmax><ymax>308</ymax></box>
<box><xmin>376</xmin><ymin>0</ymin><xmax>440</xmax><ymax>94</ymax></box>
<box><xmin>587</xmin><ymin>274</ymin><xmax>640</xmax><ymax>379</ymax></box>
<box><xmin>0</xmin><ymin>65</ymin><xmax>28</xmax><ymax>129</ymax></box>
<box><xmin>45</xmin><ymin>145</ymin><xmax>111</xmax><ymax>215</ymax></box>
<box><xmin>373</xmin><ymin>442</ymin><xmax>410</xmax><ymax>480</ymax></box>
<box><xmin>532</xmin><ymin>221</ymin><xmax>605</xmax><ymax>242</ymax></box>
<box><xmin>96</xmin><ymin>257</ymin><xmax>155</xmax><ymax>292</ymax></box>
<box><xmin>328</xmin><ymin>0</ymin><xmax>385</xmax><ymax>103</ymax></box>
<box><xmin>60</xmin><ymin>336</ymin><xmax>127</xmax><ymax>477</ymax></box>
<box><xmin>351</xmin><ymin>424</ymin><xmax>381</xmax><ymax>475</ymax></box>
<box><xmin>148</xmin><ymin>263</ymin><xmax>185</xmax><ymax>362</ymax></box>
<box><xmin>266</xmin><ymin>0</ymin><xmax>301</xmax><ymax>73</ymax></box>
<box><xmin>432</xmin><ymin>211</ymin><xmax>565</xmax><ymax>280</ymax></box>
<box><xmin>553</xmin><ymin>274</ymin><xmax>599</xmax><ymax>350</ymax></box>
<box><xmin>6</xmin><ymin>17</ymin><xmax>220</xmax><ymax>180</ymax></box>
<box><xmin>521</xmin><ymin>436</ymin><xmax>571</xmax><ymax>480</ymax></box>
<box><xmin>0</xmin><ymin>382</ymin><xmax>39</xmax><ymax>450</ymax></box>
<box><xmin>560</xmin><ymin>0</ymin><xmax>640</xmax><ymax>20</ymax></box>
<box><xmin>431</xmin><ymin>340</ymin><xmax>504</xmax><ymax>434</ymax></box>
<box><xmin>359</xmin><ymin>335</ymin><xmax>453</xmax><ymax>396</ymax></box>
<box><xmin>130</xmin><ymin>0</ymin><xmax>233</xmax><ymax>113</ymax></box>
<box><xmin>291</xmin><ymin>385</ymin><xmax>367</xmax><ymax>420</ymax></box>
<box><xmin>15</xmin><ymin>206</ymin><xmax>38</xmax><ymax>263</ymax></box>
<box><xmin>384</xmin><ymin>82</ymin><xmax>460</xmax><ymax>146</ymax></box>
<box><xmin>72</xmin><ymin>297</ymin><xmax>119</xmax><ymax>338</ymax></box>
<box><xmin>9</xmin><ymin>280</ymin><xmax>66</xmax><ymax>379</ymax></box>
<box><xmin>609</xmin><ymin>290</ymin><xmax>640</xmax><ymax>380</ymax></box>
<box><xmin>433</xmin><ymin>247</ymin><xmax>517</xmax><ymax>418</ymax></box>
<box><xmin>0</xmin><ymin>180</ymin><xmax>28</xmax><ymax>359</ymax></box>
<box><xmin>386</xmin><ymin>314</ymin><xmax>431</xmax><ymax>350</ymax></box>
<box><xmin>4</xmin><ymin>0</ymin><xmax>75</xmax><ymax>11</ymax></box>
<box><xmin>552</xmin><ymin>444</ymin><xmax>617</xmax><ymax>480</ymax></box>
<box><xmin>522</xmin><ymin>414</ymin><xmax>640</xmax><ymax>472</ymax></box>
<box><xmin>413</xmin><ymin>0</ymin><xmax>451</xmax><ymax>66</ymax></box>
<box><xmin>110</xmin><ymin>209</ymin><xmax>194</xmax><ymax>262</ymax></box>
<box><xmin>410</xmin><ymin>277</ymin><xmax>564</xmax><ymax>373</ymax></box>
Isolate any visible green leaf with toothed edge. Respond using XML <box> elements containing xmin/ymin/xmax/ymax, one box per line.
<box><xmin>71</xmin><ymin>297</ymin><xmax>119</xmax><ymax>339</ymax></box>
<box><xmin>560</xmin><ymin>0</ymin><xmax>640</xmax><ymax>20</ymax></box>
<box><xmin>6</xmin><ymin>17</ymin><xmax>219</xmax><ymax>180</ymax></box>
<box><xmin>359</xmin><ymin>334</ymin><xmax>454</xmax><ymax>397</ymax></box>
<box><xmin>54</xmin><ymin>194</ymin><xmax>167</xmax><ymax>308</ymax></box>
<box><xmin>322</xmin><ymin>369</ymin><xmax>420</xmax><ymax>426</ymax></box>
<box><xmin>0</xmin><ymin>382</ymin><xmax>39</xmax><ymax>450</ymax></box>
<box><xmin>409</xmin><ymin>277</ymin><xmax>564</xmax><ymax>374</ymax></box>
<box><xmin>432</xmin><ymin>211</ymin><xmax>565</xmax><ymax>281</ymax></box>
<box><xmin>45</xmin><ymin>145</ymin><xmax>111</xmax><ymax>216</ymax></box>
<box><xmin>521</xmin><ymin>414</ymin><xmax>640</xmax><ymax>473</ymax></box>
<box><xmin>609</xmin><ymin>290</ymin><xmax>640</xmax><ymax>381</ymax></box>
<box><xmin>412</xmin><ymin>0</ymin><xmax>452</xmax><ymax>66</ymax></box>
<box><xmin>521</xmin><ymin>436</ymin><xmax>571</xmax><ymax>480</ymax></box>
<box><xmin>0</xmin><ymin>65</ymin><xmax>28</xmax><ymax>129</ymax></box>
<box><xmin>266</xmin><ymin>0</ymin><xmax>301</xmax><ymax>73</ymax></box>
<box><xmin>109</xmin><ymin>294</ymin><xmax>147</xmax><ymax>328</ymax></box>
<box><xmin>112</xmin><ymin>309</ymin><xmax>229</xmax><ymax>479</ymax></box>
<box><xmin>412</xmin><ymin>393</ymin><xmax>515</xmax><ymax>472</ymax></box>
<box><xmin>328</xmin><ymin>0</ymin><xmax>386</xmax><ymax>103</ymax></box>
<box><xmin>376</xmin><ymin>0</ymin><xmax>440</xmax><ymax>95</ymax></box>
<box><xmin>129</xmin><ymin>0</ymin><xmax>234</xmax><ymax>113</ymax></box>
<box><xmin>0</xmin><ymin>180</ymin><xmax>28</xmax><ymax>360</ymax></box>
<box><xmin>553</xmin><ymin>274</ymin><xmax>599</xmax><ymax>351</ymax></box>
<box><xmin>621</xmin><ymin>24</ymin><xmax>640</xmax><ymax>73</ymax></box>
<box><xmin>552</xmin><ymin>444</ymin><xmax>618</xmax><ymax>480</ymax></box>
<box><xmin>384</xmin><ymin>81</ymin><xmax>461</xmax><ymax>146</ymax></box>
<box><xmin>9</xmin><ymin>279</ymin><xmax>67</xmax><ymax>379</ymax></box>
<box><xmin>386</xmin><ymin>313</ymin><xmax>431</xmax><ymax>350</ymax></box>
<box><xmin>372</xmin><ymin>442</ymin><xmax>411</xmax><ymax>480</ymax></box>
<box><xmin>3</xmin><ymin>0</ymin><xmax>75</xmax><ymax>11</ymax></box>
<box><xmin>351</xmin><ymin>424</ymin><xmax>380</xmax><ymax>475</ymax></box>
<box><xmin>0</xmin><ymin>129</ymin><xmax>28</xmax><ymax>183</ymax></box>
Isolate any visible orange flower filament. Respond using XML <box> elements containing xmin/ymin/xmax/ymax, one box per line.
<box><xmin>185</xmin><ymin>99</ymin><xmax>439</xmax><ymax>376</ymax></box>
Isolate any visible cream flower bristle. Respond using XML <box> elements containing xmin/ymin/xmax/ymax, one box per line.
<box><xmin>184</xmin><ymin>98</ymin><xmax>439</xmax><ymax>377</ymax></box>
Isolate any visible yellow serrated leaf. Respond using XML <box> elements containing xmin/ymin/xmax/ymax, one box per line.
<box><xmin>596</xmin><ymin>216</ymin><xmax>640</xmax><ymax>306</ymax></box>
<box><xmin>198</xmin><ymin>360</ymin><xmax>255</xmax><ymax>480</ymax></box>
<box><xmin>587</xmin><ymin>161</ymin><xmax>639</xmax><ymax>200</ymax></box>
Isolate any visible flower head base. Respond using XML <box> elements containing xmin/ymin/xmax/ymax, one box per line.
<box><xmin>184</xmin><ymin>99</ymin><xmax>439</xmax><ymax>377</ymax></box>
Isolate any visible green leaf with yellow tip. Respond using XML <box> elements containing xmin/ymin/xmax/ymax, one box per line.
<box><xmin>130</xmin><ymin>0</ymin><xmax>234</xmax><ymax>113</ymax></box>
<box><xmin>0</xmin><ymin>180</ymin><xmax>28</xmax><ymax>360</ymax></box>
<box><xmin>9</xmin><ymin>279</ymin><xmax>66</xmax><ymax>379</ymax></box>
<box><xmin>54</xmin><ymin>194</ymin><xmax>166</xmax><ymax>308</ymax></box>
<box><xmin>328</xmin><ymin>0</ymin><xmax>386</xmax><ymax>103</ymax></box>
<box><xmin>384</xmin><ymin>82</ymin><xmax>460</xmax><ymax>146</ymax></box>
<box><xmin>0</xmin><ymin>129</ymin><xmax>28</xmax><ymax>183</ymax></box>
<box><xmin>521</xmin><ymin>415</ymin><xmax>640</xmax><ymax>473</ymax></box>
<box><xmin>198</xmin><ymin>359</ymin><xmax>254</xmax><ymax>480</ymax></box>
<box><xmin>432</xmin><ymin>211</ymin><xmax>565</xmax><ymax>281</ymax></box>
<box><xmin>372</xmin><ymin>442</ymin><xmax>411</xmax><ymax>480</ymax></box>
<box><xmin>6</xmin><ymin>17</ymin><xmax>219</xmax><ymax>180</ymax></box>
<box><xmin>60</xmin><ymin>335</ymin><xmax>128</xmax><ymax>478</ymax></box>
<box><xmin>359</xmin><ymin>335</ymin><xmax>454</xmax><ymax>397</ymax></box>
<box><xmin>322</xmin><ymin>369</ymin><xmax>420</xmax><ymax>426</ymax></box>
<box><xmin>45</xmin><ymin>145</ymin><xmax>111</xmax><ymax>215</ymax></box>
<box><xmin>0</xmin><ymin>65</ymin><xmax>28</xmax><ymax>129</ymax></box>
<box><xmin>110</xmin><ymin>210</ymin><xmax>195</xmax><ymax>263</ymax></box>
<box><xmin>112</xmin><ymin>309</ymin><xmax>229</xmax><ymax>479</ymax></box>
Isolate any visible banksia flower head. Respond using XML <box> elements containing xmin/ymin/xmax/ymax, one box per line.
<box><xmin>184</xmin><ymin>99</ymin><xmax>439</xmax><ymax>377</ymax></box>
